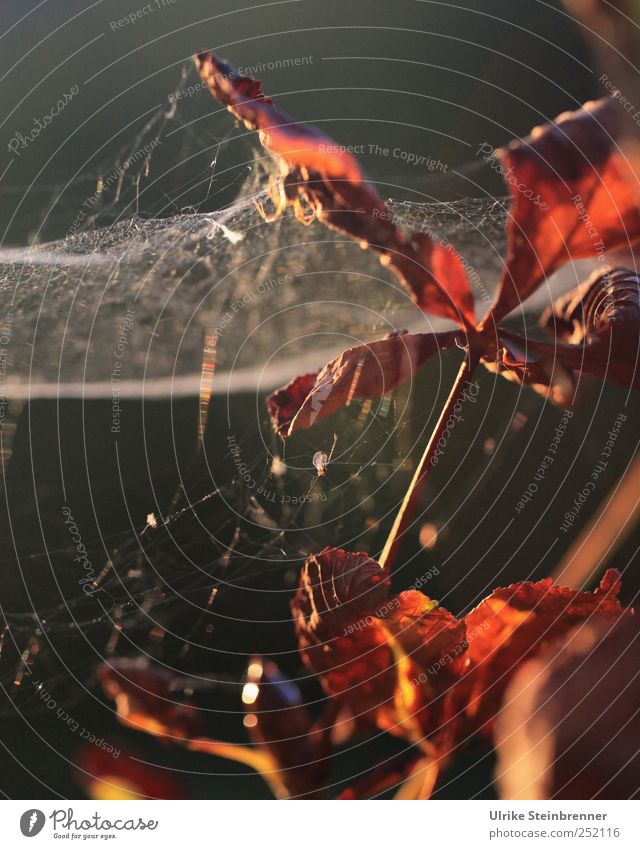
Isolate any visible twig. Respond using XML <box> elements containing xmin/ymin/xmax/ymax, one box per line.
<box><xmin>379</xmin><ymin>348</ymin><xmax>481</xmax><ymax>572</ymax></box>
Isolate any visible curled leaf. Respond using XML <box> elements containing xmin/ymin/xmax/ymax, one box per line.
<box><xmin>294</xmin><ymin>547</ymin><xmax>391</xmax><ymax>641</ymax></box>
<box><xmin>268</xmin><ymin>329</ymin><xmax>461</xmax><ymax>436</ymax></box>
<box><xmin>292</xmin><ymin>548</ymin><xmax>465</xmax><ymax>735</ymax></box>
<box><xmin>540</xmin><ymin>266</ymin><xmax>640</xmax><ymax>389</ymax></box>
<box><xmin>484</xmin><ymin>263</ymin><xmax>640</xmax><ymax>401</ymax></box>
<box><xmin>488</xmin><ymin>97</ymin><xmax>640</xmax><ymax>323</ymax></box>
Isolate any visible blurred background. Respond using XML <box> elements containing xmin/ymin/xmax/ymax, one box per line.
<box><xmin>0</xmin><ymin>0</ymin><xmax>638</xmax><ymax>800</ymax></box>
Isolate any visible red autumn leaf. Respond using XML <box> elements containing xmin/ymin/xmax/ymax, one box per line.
<box><xmin>539</xmin><ymin>266</ymin><xmax>640</xmax><ymax>389</ymax></box>
<box><xmin>496</xmin><ymin>354</ymin><xmax>576</xmax><ymax>406</ymax></box>
<box><xmin>195</xmin><ymin>51</ymin><xmax>477</xmax><ymax>328</ymax></box>
<box><xmin>487</xmin><ymin>97</ymin><xmax>640</xmax><ymax>324</ymax></box>
<box><xmin>99</xmin><ymin>659</ymin><xmax>203</xmax><ymax>740</ymax></box>
<box><xmin>309</xmin><ymin>181</ymin><xmax>478</xmax><ymax>326</ymax></box>
<box><xmin>75</xmin><ymin>743</ymin><xmax>188</xmax><ymax>800</ymax></box>
<box><xmin>194</xmin><ymin>53</ymin><xmax>364</xmax><ymax>183</ymax></box>
<box><xmin>292</xmin><ymin>548</ymin><xmax>466</xmax><ymax>735</ymax></box>
<box><xmin>454</xmin><ymin>568</ymin><xmax>628</xmax><ymax>738</ymax></box>
<box><xmin>242</xmin><ymin>658</ymin><xmax>331</xmax><ymax>797</ymax></box>
<box><xmin>197</xmin><ymin>50</ymin><xmax>640</xmax><ymax>409</ymax></box>
<box><xmin>266</xmin><ymin>371</ymin><xmax>319</xmax><ymax>437</ymax></box>
<box><xmin>268</xmin><ymin>329</ymin><xmax>461</xmax><ymax>436</ymax></box>
<box><xmin>293</xmin><ymin>548</ymin><xmax>629</xmax><ymax>760</ymax></box>
<box><xmin>294</xmin><ymin>547</ymin><xmax>391</xmax><ymax>640</ymax></box>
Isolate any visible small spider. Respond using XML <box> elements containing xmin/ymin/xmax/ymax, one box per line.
<box><xmin>312</xmin><ymin>434</ymin><xmax>337</xmax><ymax>477</ymax></box>
<box><xmin>312</xmin><ymin>451</ymin><xmax>328</xmax><ymax>476</ymax></box>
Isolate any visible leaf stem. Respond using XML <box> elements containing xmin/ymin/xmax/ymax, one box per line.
<box><xmin>379</xmin><ymin>348</ymin><xmax>481</xmax><ymax>572</ymax></box>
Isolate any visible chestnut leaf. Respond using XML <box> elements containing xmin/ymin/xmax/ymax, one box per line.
<box><xmin>195</xmin><ymin>51</ymin><xmax>477</xmax><ymax>328</ymax></box>
<box><xmin>487</xmin><ymin>98</ymin><xmax>640</xmax><ymax>324</ymax></box>
<box><xmin>267</xmin><ymin>329</ymin><xmax>461</xmax><ymax>436</ymax></box>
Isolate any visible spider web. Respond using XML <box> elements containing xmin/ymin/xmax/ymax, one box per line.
<box><xmin>0</xmin><ymin>66</ymin><xmax>591</xmax><ymax>738</ymax></box>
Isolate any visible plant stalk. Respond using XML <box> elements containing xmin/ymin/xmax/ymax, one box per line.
<box><xmin>379</xmin><ymin>349</ymin><xmax>480</xmax><ymax>572</ymax></box>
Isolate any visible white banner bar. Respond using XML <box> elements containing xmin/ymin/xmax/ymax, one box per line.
<box><xmin>0</xmin><ymin>800</ymin><xmax>638</xmax><ymax>847</ymax></box>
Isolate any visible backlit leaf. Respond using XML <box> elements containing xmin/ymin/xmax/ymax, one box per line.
<box><xmin>268</xmin><ymin>330</ymin><xmax>461</xmax><ymax>436</ymax></box>
<box><xmin>488</xmin><ymin>98</ymin><xmax>640</xmax><ymax>323</ymax></box>
<box><xmin>195</xmin><ymin>51</ymin><xmax>476</xmax><ymax>327</ymax></box>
